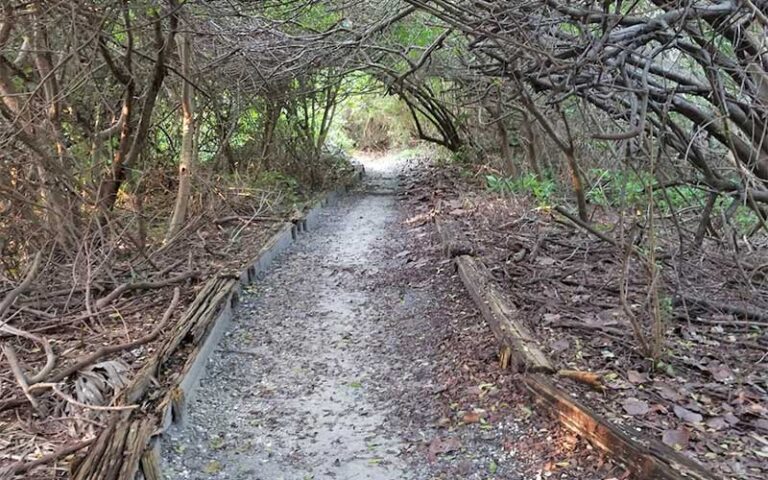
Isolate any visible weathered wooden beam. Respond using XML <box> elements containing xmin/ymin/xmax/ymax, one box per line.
<box><xmin>242</xmin><ymin>224</ymin><xmax>293</xmax><ymax>282</ymax></box>
<box><xmin>117</xmin><ymin>418</ymin><xmax>154</xmax><ymax>479</ymax></box>
<box><xmin>437</xmin><ymin>218</ymin><xmax>719</xmax><ymax>480</ymax></box>
<box><xmin>455</xmin><ymin>254</ymin><xmax>554</xmax><ymax>373</ymax></box>
<box><xmin>435</xmin><ymin>219</ymin><xmax>475</xmax><ymax>258</ymax></box>
<box><xmin>139</xmin><ymin>440</ymin><xmax>163</xmax><ymax>480</ymax></box>
<box><xmin>525</xmin><ymin>374</ymin><xmax>718</xmax><ymax>480</ymax></box>
<box><xmin>72</xmin><ymin>414</ymin><xmax>128</xmax><ymax>480</ymax></box>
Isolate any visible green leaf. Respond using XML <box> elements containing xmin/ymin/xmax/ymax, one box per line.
<box><xmin>203</xmin><ymin>460</ymin><xmax>222</xmax><ymax>474</ymax></box>
<box><xmin>210</xmin><ymin>436</ymin><xmax>225</xmax><ymax>450</ymax></box>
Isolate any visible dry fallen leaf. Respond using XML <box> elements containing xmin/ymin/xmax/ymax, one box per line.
<box><xmin>558</xmin><ymin>369</ymin><xmax>603</xmax><ymax>390</ymax></box>
<box><xmin>462</xmin><ymin>411</ymin><xmax>481</xmax><ymax>424</ymax></box>
<box><xmin>724</xmin><ymin>413</ymin><xmax>740</xmax><ymax>425</ymax></box>
<box><xmin>537</xmin><ymin>256</ymin><xmax>557</xmax><ymax>266</ymax></box>
<box><xmin>656</xmin><ymin>383</ymin><xmax>684</xmax><ymax>402</ymax></box>
<box><xmin>627</xmin><ymin>370</ymin><xmax>647</xmax><ymax>384</ymax></box>
<box><xmin>708</xmin><ymin>363</ymin><xmax>733</xmax><ymax>382</ymax></box>
<box><xmin>674</xmin><ymin>405</ymin><xmax>703</xmax><ymax>424</ymax></box>
<box><xmin>752</xmin><ymin>418</ymin><xmax>768</xmax><ymax>433</ymax></box>
<box><xmin>622</xmin><ymin>398</ymin><xmax>650</xmax><ymax>416</ymax></box>
<box><xmin>550</xmin><ymin>338</ymin><xmax>570</xmax><ymax>354</ymax></box>
<box><xmin>706</xmin><ymin>417</ymin><xmax>728</xmax><ymax>431</ymax></box>
<box><xmin>662</xmin><ymin>428</ymin><xmax>690</xmax><ymax>451</ymax></box>
<box><xmin>427</xmin><ymin>436</ymin><xmax>461</xmax><ymax>462</ymax></box>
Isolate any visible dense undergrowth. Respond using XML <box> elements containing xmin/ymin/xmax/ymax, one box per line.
<box><xmin>405</xmin><ymin>157</ymin><xmax>768</xmax><ymax>479</ymax></box>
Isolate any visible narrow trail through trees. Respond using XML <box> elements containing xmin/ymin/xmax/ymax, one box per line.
<box><xmin>163</xmin><ymin>155</ymin><xmax>444</xmax><ymax>479</ymax></box>
<box><xmin>160</xmin><ymin>154</ymin><xmax>620</xmax><ymax>480</ymax></box>
<box><xmin>3</xmin><ymin>2</ymin><xmax>767</xmax><ymax>477</ymax></box>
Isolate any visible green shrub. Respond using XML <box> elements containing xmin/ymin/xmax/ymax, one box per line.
<box><xmin>485</xmin><ymin>173</ymin><xmax>555</xmax><ymax>204</ymax></box>
<box><xmin>252</xmin><ymin>170</ymin><xmax>300</xmax><ymax>202</ymax></box>
<box><xmin>586</xmin><ymin>168</ymin><xmax>650</xmax><ymax>207</ymax></box>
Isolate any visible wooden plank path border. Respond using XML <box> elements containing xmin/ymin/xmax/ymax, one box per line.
<box><xmin>435</xmin><ymin>218</ymin><xmax>719</xmax><ymax>480</ymax></box>
<box><xmin>454</xmin><ymin>255</ymin><xmax>553</xmax><ymax>373</ymax></box>
<box><xmin>68</xmin><ymin>166</ymin><xmax>364</xmax><ymax>480</ymax></box>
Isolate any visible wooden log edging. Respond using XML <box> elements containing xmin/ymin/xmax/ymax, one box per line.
<box><xmin>434</xmin><ymin>218</ymin><xmax>719</xmax><ymax>480</ymax></box>
<box><xmin>435</xmin><ymin>219</ymin><xmax>475</xmax><ymax>258</ymax></box>
<box><xmin>302</xmin><ymin>165</ymin><xmax>363</xmax><ymax>231</ymax></box>
<box><xmin>455</xmin><ymin>255</ymin><xmax>553</xmax><ymax>373</ymax></box>
<box><xmin>525</xmin><ymin>375</ymin><xmax>716</xmax><ymax>480</ymax></box>
<box><xmin>69</xmin><ymin>167</ymin><xmax>364</xmax><ymax>480</ymax></box>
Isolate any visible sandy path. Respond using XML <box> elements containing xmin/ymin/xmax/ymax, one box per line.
<box><xmin>163</xmin><ymin>155</ymin><xmax>442</xmax><ymax>479</ymax></box>
<box><xmin>160</xmin><ymin>153</ymin><xmax>622</xmax><ymax>480</ymax></box>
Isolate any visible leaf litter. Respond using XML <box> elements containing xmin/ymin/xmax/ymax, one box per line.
<box><xmin>401</xmin><ymin>158</ymin><xmax>768</xmax><ymax>480</ymax></box>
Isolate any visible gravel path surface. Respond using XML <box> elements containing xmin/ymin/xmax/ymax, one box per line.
<box><xmin>163</xmin><ymin>155</ymin><xmax>435</xmax><ymax>479</ymax></box>
<box><xmin>161</xmin><ymin>154</ymin><xmax>619</xmax><ymax>480</ymax></box>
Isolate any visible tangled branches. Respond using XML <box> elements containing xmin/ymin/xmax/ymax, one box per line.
<box><xmin>406</xmin><ymin>0</ymin><xmax>768</xmax><ymax>202</ymax></box>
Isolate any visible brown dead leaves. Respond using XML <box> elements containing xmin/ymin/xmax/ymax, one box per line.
<box><xmin>427</xmin><ymin>436</ymin><xmax>461</xmax><ymax>462</ymax></box>
<box><xmin>622</xmin><ymin>398</ymin><xmax>650</xmax><ymax>416</ymax></box>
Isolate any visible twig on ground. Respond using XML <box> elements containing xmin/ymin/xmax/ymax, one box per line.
<box><xmin>95</xmin><ymin>271</ymin><xmax>194</xmax><ymax>309</ymax></box>
<box><xmin>213</xmin><ymin>214</ymin><xmax>280</xmax><ymax>225</ymax></box>
<box><xmin>0</xmin><ymin>323</ymin><xmax>56</xmax><ymax>383</ymax></box>
<box><xmin>152</xmin><ymin>258</ymin><xmax>185</xmax><ymax>278</ymax></box>
<box><xmin>674</xmin><ymin>294</ymin><xmax>768</xmax><ymax>324</ymax></box>
<box><xmin>0</xmin><ymin>252</ymin><xmax>43</xmax><ymax>320</ymax></box>
<box><xmin>28</xmin><ymin>383</ymin><xmax>138</xmax><ymax>411</ymax></box>
<box><xmin>1</xmin><ymin>438</ymin><xmax>94</xmax><ymax>477</ymax></box>
<box><xmin>554</xmin><ymin>206</ymin><xmax>619</xmax><ymax>248</ymax></box>
<box><xmin>1</xmin><ymin>344</ymin><xmax>42</xmax><ymax>413</ymax></box>
<box><xmin>48</xmin><ymin>287</ymin><xmax>181</xmax><ymax>383</ymax></box>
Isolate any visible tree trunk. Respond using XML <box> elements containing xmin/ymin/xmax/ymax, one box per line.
<box><xmin>497</xmin><ymin>116</ymin><xmax>516</xmax><ymax>176</ymax></box>
<box><xmin>97</xmin><ymin>4</ymin><xmax>177</xmax><ymax>213</ymax></box>
<box><xmin>134</xmin><ymin>192</ymin><xmax>147</xmax><ymax>252</ymax></box>
<box><xmin>215</xmin><ymin>142</ymin><xmax>235</xmax><ymax>173</ymax></box>
<box><xmin>261</xmin><ymin>100</ymin><xmax>280</xmax><ymax>169</ymax></box>
<box><xmin>213</xmin><ymin>110</ymin><xmax>237</xmax><ymax>173</ymax></box>
<box><xmin>520</xmin><ymin>111</ymin><xmax>541</xmax><ymax>179</ymax></box>
<box><xmin>520</xmin><ymin>90</ymin><xmax>588</xmax><ymax>221</ymax></box>
<box><xmin>0</xmin><ymin>6</ymin><xmax>78</xmax><ymax>248</ymax></box>
<box><xmin>564</xmin><ymin>148</ymin><xmax>588</xmax><ymax>222</ymax></box>
<box><xmin>166</xmin><ymin>32</ymin><xmax>195</xmax><ymax>242</ymax></box>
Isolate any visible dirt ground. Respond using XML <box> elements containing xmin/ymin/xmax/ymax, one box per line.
<box><xmin>398</xmin><ymin>159</ymin><xmax>768</xmax><ymax>480</ymax></box>
<box><xmin>161</xmin><ymin>153</ymin><xmax>625</xmax><ymax>480</ymax></box>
